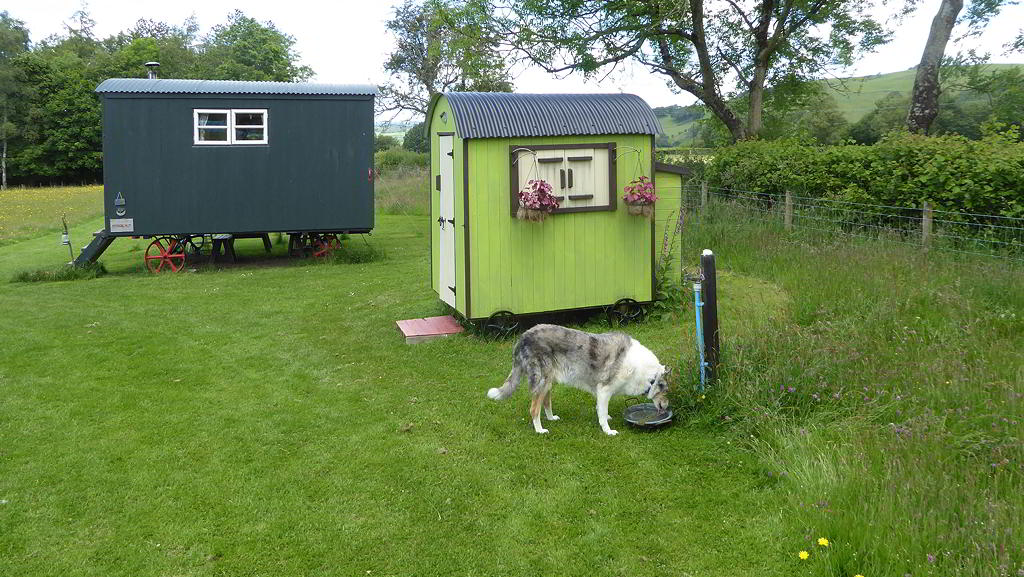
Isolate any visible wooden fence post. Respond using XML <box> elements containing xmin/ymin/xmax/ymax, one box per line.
<box><xmin>784</xmin><ymin>190</ymin><xmax>793</xmax><ymax>231</ymax></box>
<box><xmin>922</xmin><ymin>202</ymin><xmax>933</xmax><ymax>247</ymax></box>
<box><xmin>700</xmin><ymin>181</ymin><xmax>708</xmax><ymax>212</ymax></box>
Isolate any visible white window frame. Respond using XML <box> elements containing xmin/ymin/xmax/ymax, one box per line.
<box><xmin>231</xmin><ymin>109</ymin><xmax>268</xmax><ymax>145</ymax></box>
<box><xmin>193</xmin><ymin>108</ymin><xmax>269</xmax><ymax>146</ymax></box>
<box><xmin>194</xmin><ymin>109</ymin><xmax>231</xmax><ymax>145</ymax></box>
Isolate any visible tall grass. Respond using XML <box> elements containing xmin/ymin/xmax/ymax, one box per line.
<box><xmin>682</xmin><ymin>205</ymin><xmax>1023</xmax><ymax>576</ymax></box>
<box><xmin>0</xmin><ymin>185</ymin><xmax>103</xmax><ymax>245</ymax></box>
<box><xmin>376</xmin><ymin>165</ymin><xmax>428</xmax><ymax>215</ymax></box>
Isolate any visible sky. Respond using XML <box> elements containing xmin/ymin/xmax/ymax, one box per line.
<box><xmin>8</xmin><ymin>0</ymin><xmax>1024</xmax><ymax>119</ymax></box>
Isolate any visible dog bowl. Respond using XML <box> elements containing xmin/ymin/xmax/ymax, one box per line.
<box><xmin>623</xmin><ymin>403</ymin><xmax>673</xmax><ymax>428</ymax></box>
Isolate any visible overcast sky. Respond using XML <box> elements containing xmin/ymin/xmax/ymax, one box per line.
<box><xmin>8</xmin><ymin>0</ymin><xmax>1024</xmax><ymax>118</ymax></box>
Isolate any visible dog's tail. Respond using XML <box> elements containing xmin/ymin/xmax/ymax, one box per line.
<box><xmin>487</xmin><ymin>364</ymin><xmax>521</xmax><ymax>400</ymax></box>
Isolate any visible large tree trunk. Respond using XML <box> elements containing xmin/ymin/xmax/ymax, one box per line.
<box><xmin>907</xmin><ymin>0</ymin><xmax>963</xmax><ymax>134</ymax></box>
<box><xmin>747</xmin><ymin>64</ymin><xmax>768</xmax><ymax>138</ymax></box>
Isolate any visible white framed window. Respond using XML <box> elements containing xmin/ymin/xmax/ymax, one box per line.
<box><xmin>193</xmin><ymin>109</ymin><xmax>268</xmax><ymax>145</ymax></box>
<box><xmin>232</xmin><ymin>109</ymin><xmax>267</xmax><ymax>144</ymax></box>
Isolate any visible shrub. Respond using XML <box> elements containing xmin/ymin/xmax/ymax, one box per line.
<box><xmin>705</xmin><ymin>130</ymin><xmax>1024</xmax><ymax>219</ymax></box>
<box><xmin>374</xmin><ymin>147</ymin><xmax>429</xmax><ymax>175</ymax></box>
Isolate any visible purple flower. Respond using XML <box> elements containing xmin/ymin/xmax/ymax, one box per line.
<box><xmin>927</xmin><ymin>553</ymin><xmax>936</xmax><ymax>564</ymax></box>
<box><xmin>788</xmin><ymin>386</ymin><xmax>796</xmax><ymax>393</ymax></box>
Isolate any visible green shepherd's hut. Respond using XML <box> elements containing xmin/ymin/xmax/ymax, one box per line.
<box><xmin>426</xmin><ymin>92</ymin><xmax>685</xmax><ymax>325</ymax></box>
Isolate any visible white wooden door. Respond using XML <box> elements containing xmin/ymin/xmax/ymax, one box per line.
<box><xmin>439</xmin><ymin>135</ymin><xmax>456</xmax><ymax>307</ymax></box>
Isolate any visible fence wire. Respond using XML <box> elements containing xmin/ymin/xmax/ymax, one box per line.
<box><xmin>681</xmin><ymin>183</ymin><xmax>1024</xmax><ymax>264</ymax></box>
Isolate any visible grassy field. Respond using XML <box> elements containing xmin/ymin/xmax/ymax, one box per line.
<box><xmin>0</xmin><ymin>185</ymin><xmax>104</xmax><ymax>247</ymax></box>
<box><xmin>1</xmin><ymin>186</ymin><xmax>1021</xmax><ymax>576</ymax></box>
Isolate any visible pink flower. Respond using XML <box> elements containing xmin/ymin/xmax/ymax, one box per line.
<box><xmin>622</xmin><ymin>176</ymin><xmax>657</xmax><ymax>205</ymax></box>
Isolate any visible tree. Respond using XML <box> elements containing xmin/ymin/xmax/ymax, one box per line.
<box><xmin>379</xmin><ymin>0</ymin><xmax>512</xmax><ymax>117</ymax></box>
<box><xmin>907</xmin><ymin>0</ymin><xmax>1013</xmax><ymax>134</ymax></box>
<box><xmin>403</xmin><ymin>121</ymin><xmax>429</xmax><ymax>153</ymax></box>
<box><xmin>0</xmin><ymin>11</ymin><xmax>30</xmax><ymax>189</ymax></box>
<box><xmin>99</xmin><ymin>18</ymin><xmax>201</xmax><ymax>79</ymax></box>
<box><xmin>198</xmin><ymin>10</ymin><xmax>312</xmax><ymax>82</ymax></box>
<box><xmin>375</xmin><ymin>134</ymin><xmax>399</xmax><ymax>152</ymax></box>
<box><xmin>492</xmin><ymin>0</ymin><xmax>891</xmax><ymax>142</ymax></box>
<box><xmin>906</xmin><ymin>0</ymin><xmax>964</xmax><ymax>133</ymax></box>
<box><xmin>761</xmin><ymin>86</ymin><xmax>849</xmax><ymax>144</ymax></box>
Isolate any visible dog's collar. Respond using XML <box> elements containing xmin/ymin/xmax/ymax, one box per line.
<box><xmin>642</xmin><ymin>384</ymin><xmax>652</xmax><ymax>397</ymax></box>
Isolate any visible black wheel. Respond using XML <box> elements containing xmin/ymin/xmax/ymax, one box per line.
<box><xmin>482</xmin><ymin>310</ymin><xmax>519</xmax><ymax>338</ymax></box>
<box><xmin>183</xmin><ymin>234</ymin><xmax>207</xmax><ymax>256</ymax></box>
<box><xmin>607</xmin><ymin>298</ymin><xmax>647</xmax><ymax>327</ymax></box>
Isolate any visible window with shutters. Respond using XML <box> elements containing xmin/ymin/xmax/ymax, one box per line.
<box><xmin>509</xmin><ymin>143</ymin><xmax>617</xmax><ymax>215</ymax></box>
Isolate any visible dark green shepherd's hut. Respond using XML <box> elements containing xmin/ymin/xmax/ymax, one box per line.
<box><xmin>77</xmin><ymin>78</ymin><xmax>376</xmax><ymax>269</ymax></box>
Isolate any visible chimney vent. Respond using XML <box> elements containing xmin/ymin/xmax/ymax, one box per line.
<box><xmin>144</xmin><ymin>62</ymin><xmax>160</xmax><ymax>79</ymax></box>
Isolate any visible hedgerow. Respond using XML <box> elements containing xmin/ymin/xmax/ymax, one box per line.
<box><xmin>704</xmin><ymin>130</ymin><xmax>1024</xmax><ymax>219</ymax></box>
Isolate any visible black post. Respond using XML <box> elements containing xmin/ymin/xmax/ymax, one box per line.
<box><xmin>700</xmin><ymin>249</ymin><xmax>720</xmax><ymax>380</ymax></box>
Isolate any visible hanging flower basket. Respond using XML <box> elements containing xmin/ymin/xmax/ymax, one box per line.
<box><xmin>517</xmin><ymin>179</ymin><xmax>559</xmax><ymax>222</ymax></box>
<box><xmin>623</xmin><ymin>175</ymin><xmax>657</xmax><ymax>219</ymax></box>
<box><xmin>626</xmin><ymin>203</ymin><xmax>655</xmax><ymax>218</ymax></box>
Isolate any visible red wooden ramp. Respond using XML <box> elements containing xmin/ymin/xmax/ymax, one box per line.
<box><xmin>396</xmin><ymin>315</ymin><xmax>464</xmax><ymax>344</ymax></box>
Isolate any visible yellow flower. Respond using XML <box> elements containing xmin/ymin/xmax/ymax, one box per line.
<box><xmin>818</xmin><ymin>537</ymin><xmax>830</xmax><ymax>547</ymax></box>
<box><xmin>854</xmin><ymin>575</ymin><xmax>864</xmax><ymax>577</ymax></box>
<box><xmin>798</xmin><ymin>551</ymin><xmax>810</xmax><ymax>560</ymax></box>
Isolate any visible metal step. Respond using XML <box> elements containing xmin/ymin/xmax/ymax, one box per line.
<box><xmin>74</xmin><ymin>230</ymin><xmax>116</xmax><ymax>267</ymax></box>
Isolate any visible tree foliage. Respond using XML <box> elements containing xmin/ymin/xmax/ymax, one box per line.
<box><xmin>198</xmin><ymin>11</ymin><xmax>312</xmax><ymax>82</ymax></box>
<box><xmin>0</xmin><ymin>11</ymin><xmax>30</xmax><ymax>189</ymax></box>
<box><xmin>3</xmin><ymin>8</ymin><xmax>314</xmax><ymax>185</ymax></box>
<box><xmin>492</xmin><ymin>0</ymin><xmax>891</xmax><ymax>142</ymax></box>
<box><xmin>379</xmin><ymin>0</ymin><xmax>512</xmax><ymax>116</ymax></box>
<box><xmin>402</xmin><ymin>121</ymin><xmax>429</xmax><ymax>153</ymax></box>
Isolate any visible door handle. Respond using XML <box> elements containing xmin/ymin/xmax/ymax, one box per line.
<box><xmin>446</xmin><ymin>218</ymin><xmax>455</xmax><ymax>226</ymax></box>
<box><xmin>560</xmin><ymin>169</ymin><xmax>566</xmax><ymax>189</ymax></box>
<box><xmin>437</xmin><ymin>216</ymin><xmax>445</xmax><ymax>229</ymax></box>
<box><xmin>568</xmin><ymin>168</ymin><xmax>573</xmax><ymax>189</ymax></box>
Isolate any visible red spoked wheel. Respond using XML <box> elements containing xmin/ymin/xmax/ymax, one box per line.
<box><xmin>144</xmin><ymin>236</ymin><xmax>187</xmax><ymax>273</ymax></box>
<box><xmin>312</xmin><ymin>234</ymin><xmax>341</xmax><ymax>258</ymax></box>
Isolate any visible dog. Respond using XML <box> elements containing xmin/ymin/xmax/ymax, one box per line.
<box><xmin>487</xmin><ymin>324</ymin><xmax>671</xmax><ymax>435</ymax></box>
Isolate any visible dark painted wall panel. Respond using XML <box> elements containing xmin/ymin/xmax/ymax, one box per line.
<box><xmin>102</xmin><ymin>94</ymin><xmax>374</xmax><ymax>236</ymax></box>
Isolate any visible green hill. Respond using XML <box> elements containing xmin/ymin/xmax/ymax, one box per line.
<box><xmin>653</xmin><ymin>64</ymin><xmax>1024</xmax><ymax>146</ymax></box>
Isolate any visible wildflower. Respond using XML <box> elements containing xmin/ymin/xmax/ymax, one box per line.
<box><xmin>787</xmin><ymin>386</ymin><xmax>796</xmax><ymax>393</ymax></box>
<box><xmin>818</xmin><ymin>537</ymin><xmax>830</xmax><ymax>547</ymax></box>
<box><xmin>854</xmin><ymin>575</ymin><xmax>864</xmax><ymax>577</ymax></box>
<box><xmin>798</xmin><ymin>551</ymin><xmax>810</xmax><ymax>560</ymax></box>
<box><xmin>927</xmin><ymin>553</ymin><xmax>936</xmax><ymax>563</ymax></box>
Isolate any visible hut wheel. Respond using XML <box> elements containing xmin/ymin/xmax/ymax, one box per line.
<box><xmin>182</xmin><ymin>234</ymin><xmax>207</xmax><ymax>255</ymax></box>
<box><xmin>312</xmin><ymin>234</ymin><xmax>341</xmax><ymax>258</ymax></box>
<box><xmin>607</xmin><ymin>298</ymin><xmax>646</xmax><ymax>327</ymax></box>
<box><xmin>483</xmin><ymin>310</ymin><xmax>519</xmax><ymax>338</ymax></box>
<box><xmin>144</xmin><ymin>236</ymin><xmax>187</xmax><ymax>273</ymax></box>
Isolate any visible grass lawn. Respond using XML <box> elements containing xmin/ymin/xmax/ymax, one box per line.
<box><xmin>2</xmin><ymin>187</ymin><xmax>1021</xmax><ymax>576</ymax></box>
<box><xmin>0</xmin><ymin>198</ymin><xmax>787</xmax><ymax>576</ymax></box>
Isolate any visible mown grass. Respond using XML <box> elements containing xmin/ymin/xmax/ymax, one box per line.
<box><xmin>1</xmin><ymin>198</ymin><xmax>785</xmax><ymax>576</ymax></box>
<box><xmin>0</xmin><ymin>185</ymin><xmax>103</xmax><ymax>246</ymax></box>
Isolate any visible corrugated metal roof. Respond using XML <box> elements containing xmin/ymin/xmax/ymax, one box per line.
<box><xmin>441</xmin><ymin>92</ymin><xmax>661</xmax><ymax>138</ymax></box>
<box><xmin>95</xmin><ymin>78</ymin><xmax>377</xmax><ymax>96</ymax></box>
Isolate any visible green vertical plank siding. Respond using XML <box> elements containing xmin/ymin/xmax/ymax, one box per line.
<box><xmin>465</xmin><ymin>134</ymin><xmax>653</xmax><ymax>319</ymax></box>
<box><xmin>654</xmin><ymin>170</ymin><xmax>685</xmax><ymax>282</ymax></box>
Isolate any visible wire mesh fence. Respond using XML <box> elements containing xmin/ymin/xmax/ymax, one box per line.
<box><xmin>679</xmin><ymin>182</ymin><xmax>1024</xmax><ymax>264</ymax></box>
